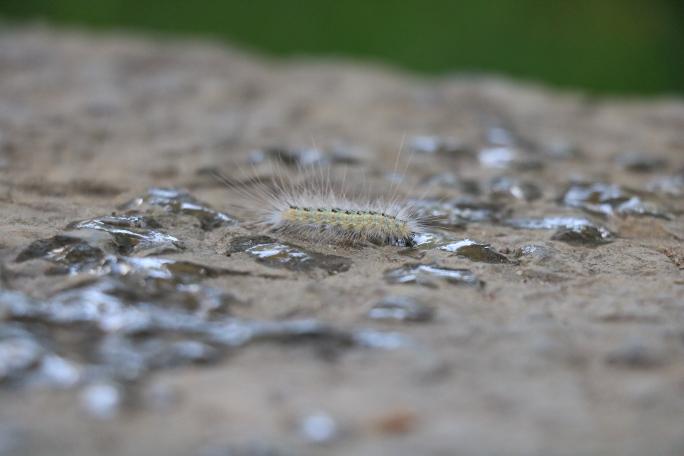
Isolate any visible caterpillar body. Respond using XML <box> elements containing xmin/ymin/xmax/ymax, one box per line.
<box><xmin>224</xmin><ymin>159</ymin><xmax>428</xmax><ymax>247</ymax></box>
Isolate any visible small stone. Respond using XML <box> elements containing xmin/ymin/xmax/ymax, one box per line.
<box><xmin>119</xmin><ymin>187</ymin><xmax>237</xmax><ymax>230</ymax></box>
<box><xmin>488</xmin><ymin>176</ymin><xmax>542</xmax><ymax>201</ymax></box>
<box><xmin>252</xmin><ymin>146</ymin><xmax>325</xmax><ymax>167</ymax></box>
<box><xmin>68</xmin><ymin>214</ymin><xmax>184</xmax><ymax>255</ymax></box>
<box><xmin>479</xmin><ymin>147</ymin><xmax>518</xmax><ymax>168</ymax></box>
<box><xmin>505</xmin><ymin>216</ymin><xmax>615</xmax><ymax>243</ymax></box>
<box><xmin>647</xmin><ymin>174</ymin><xmax>684</xmax><ymax>197</ymax></box>
<box><xmin>409</xmin><ymin>135</ymin><xmax>469</xmax><ymax>156</ymax></box>
<box><xmin>616</xmin><ymin>152</ymin><xmax>667</xmax><ymax>173</ymax></box>
<box><xmin>299</xmin><ymin>412</ymin><xmax>338</xmax><ymax>444</ymax></box>
<box><xmin>560</xmin><ymin>182</ymin><xmax>672</xmax><ymax>219</ymax></box>
<box><xmin>228</xmin><ymin>235</ymin><xmax>351</xmax><ymax>274</ymax></box>
<box><xmin>0</xmin><ymin>337</ymin><xmax>43</xmax><ymax>382</ymax></box>
<box><xmin>551</xmin><ymin>225</ymin><xmax>614</xmax><ymax>246</ymax></box>
<box><xmin>36</xmin><ymin>355</ymin><xmax>81</xmax><ymax>388</ymax></box>
<box><xmin>605</xmin><ymin>339</ymin><xmax>667</xmax><ymax>369</ymax></box>
<box><xmin>80</xmin><ymin>382</ymin><xmax>123</xmax><ymax>419</ymax></box>
<box><xmin>368</xmin><ymin>296</ymin><xmax>434</xmax><ymax>322</ymax></box>
<box><xmin>384</xmin><ymin>263</ymin><xmax>483</xmax><ymax>288</ymax></box>
<box><xmin>517</xmin><ymin>244</ymin><xmax>557</xmax><ymax>261</ymax></box>
<box><xmin>439</xmin><ymin>239</ymin><xmax>509</xmax><ymax>263</ymax></box>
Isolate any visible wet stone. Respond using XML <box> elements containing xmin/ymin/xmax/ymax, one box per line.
<box><xmin>409</xmin><ymin>135</ymin><xmax>470</xmax><ymax>156</ymax></box>
<box><xmin>0</xmin><ymin>335</ymin><xmax>43</xmax><ymax>383</ymax></box>
<box><xmin>107</xmin><ymin>256</ymin><xmax>248</xmax><ymax>283</ymax></box>
<box><xmin>647</xmin><ymin>174</ymin><xmax>684</xmax><ymax>197</ymax></box>
<box><xmin>539</xmin><ymin>139</ymin><xmax>581</xmax><ymax>160</ymax></box>
<box><xmin>384</xmin><ymin>263</ymin><xmax>483</xmax><ymax>288</ymax></box>
<box><xmin>560</xmin><ymin>182</ymin><xmax>672</xmax><ymax>219</ymax></box>
<box><xmin>45</xmin><ymin>274</ymin><xmax>237</xmax><ymax>333</ymax></box>
<box><xmin>1</xmin><ymin>288</ymin><xmax>408</xmax><ymax>389</ymax></box>
<box><xmin>15</xmin><ymin>235</ymin><xmax>105</xmax><ymax>274</ymax></box>
<box><xmin>368</xmin><ymin>295</ymin><xmax>434</xmax><ymax>322</ymax></box>
<box><xmin>605</xmin><ymin>339</ymin><xmax>667</xmax><ymax>369</ymax></box>
<box><xmin>484</xmin><ymin>125</ymin><xmax>517</xmax><ymax>146</ymax></box>
<box><xmin>516</xmin><ymin>244</ymin><xmax>558</xmax><ymax>262</ymax></box>
<box><xmin>228</xmin><ymin>235</ymin><xmax>351</xmax><ymax>274</ymax></box>
<box><xmin>410</xmin><ymin>232</ymin><xmax>447</xmax><ymax>250</ymax></box>
<box><xmin>420</xmin><ymin>173</ymin><xmax>481</xmax><ymax>195</ymax></box>
<box><xmin>68</xmin><ymin>214</ymin><xmax>184</xmax><ymax>255</ymax></box>
<box><xmin>439</xmin><ymin>239</ymin><xmax>510</xmax><ymax>263</ymax></box>
<box><xmin>33</xmin><ymin>354</ymin><xmax>82</xmax><ymax>389</ymax></box>
<box><xmin>208</xmin><ymin>319</ymin><xmax>410</xmax><ymax>352</ymax></box>
<box><xmin>551</xmin><ymin>225</ymin><xmax>614</xmax><ymax>246</ymax></box>
<box><xmin>488</xmin><ymin>176</ymin><xmax>542</xmax><ymax>202</ymax></box>
<box><xmin>299</xmin><ymin>412</ymin><xmax>338</xmax><ymax>444</ymax></box>
<box><xmin>616</xmin><ymin>152</ymin><xmax>667</xmax><ymax>173</ymax></box>
<box><xmin>120</xmin><ymin>187</ymin><xmax>237</xmax><ymax>230</ymax></box>
<box><xmin>250</xmin><ymin>146</ymin><xmax>325</xmax><ymax>167</ymax></box>
<box><xmin>352</xmin><ymin>330</ymin><xmax>410</xmax><ymax>350</ymax></box>
<box><xmin>478</xmin><ymin>147</ymin><xmax>543</xmax><ymax>171</ymax></box>
<box><xmin>80</xmin><ymin>382</ymin><xmax>123</xmax><ymax>419</ymax></box>
<box><xmin>412</xmin><ymin>199</ymin><xmax>506</xmax><ymax>229</ymax></box>
<box><xmin>505</xmin><ymin>216</ymin><xmax>615</xmax><ymax>243</ymax></box>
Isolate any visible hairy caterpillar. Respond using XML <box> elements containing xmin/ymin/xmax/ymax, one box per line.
<box><xmin>219</xmin><ymin>151</ymin><xmax>430</xmax><ymax>247</ymax></box>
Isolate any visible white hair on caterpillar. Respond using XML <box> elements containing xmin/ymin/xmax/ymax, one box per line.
<box><xmin>217</xmin><ymin>153</ymin><xmax>431</xmax><ymax>247</ymax></box>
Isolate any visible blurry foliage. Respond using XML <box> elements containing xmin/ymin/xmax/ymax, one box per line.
<box><xmin>1</xmin><ymin>0</ymin><xmax>683</xmax><ymax>95</ymax></box>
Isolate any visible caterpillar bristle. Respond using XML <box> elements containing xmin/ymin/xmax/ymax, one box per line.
<box><xmin>221</xmin><ymin>155</ymin><xmax>429</xmax><ymax>247</ymax></box>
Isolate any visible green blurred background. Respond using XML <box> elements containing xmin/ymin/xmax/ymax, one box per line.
<box><xmin>2</xmin><ymin>0</ymin><xmax>683</xmax><ymax>95</ymax></box>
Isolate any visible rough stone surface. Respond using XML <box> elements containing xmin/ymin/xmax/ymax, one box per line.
<box><xmin>1</xmin><ymin>27</ymin><xmax>683</xmax><ymax>456</ymax></box>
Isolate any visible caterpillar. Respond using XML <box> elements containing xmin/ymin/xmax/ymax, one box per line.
<box><xmin>220</xmin><ymin>153</ymin><xmax>429</xmax><ymax>247</ymax></box>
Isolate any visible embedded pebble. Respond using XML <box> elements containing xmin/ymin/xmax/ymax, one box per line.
<box><xmin>368</xmin><ymin>295</ymin><xmax>434</xmax><ymax>322</ymax></box>
<box><xmin>485</xmin><ymin>125</ymin><xmax>517</xmax><ymax>146</ymax></box>
<box><xmin>647</xmin><ymin>174</ymin><xmax>684</xmax><ymax>197</ymax></box>
<box><xmin>560</xmin><ymin>182</ymin><xmax>672</xmax><ymax>219</ymax></box>
<box><xmin>439</xmin><ymin>239</ymin><xmax>509</xmax><ymax>263</ymax></box>
<box><xmin>33</xmin><ymin>355</ymin><xmax>82</xmax><ymax>389</ymax></box>
<box><xmin>250</xmin><ymin>146</ymin><xmax>325</xmax><ymax>166</ymax></box>
<box><xmin>516</xmin><ymin>244</ymin><xmax>557</xmax><ymax>261</ymax></box>
<box><xmin>551</xmin><ymin>225</ymin><xmax>614</xmax><ymax>245</ymax></box>
<box><xmin>46</xmin><ymin>275</ymin><xmax>237</xmax><ymax>333</ymax></box>
<box><xmin>409</xmin><ymin>135</ymin><xmax>469</xmax><ymax>156</ymax></box>
<box><xmin>539</xmin><ymin>139</ymin><xmax>580</xmax><ymax>159</ymax></box>
<box><xmin>488</xmin><ymin>176</ymin><xmax>542</xmax><ymax>202</ymax></box>
<box><xmin>616</xmin><ymin>152</ymin><xmax>667</xmax><ymax>173</ymax></box>
<box><xmin>384</xmin><ymin>263</ymin><xmax>483</xmax><ymax>288</ymax></box>
<box><xmin>299</xmin><ymin>412</ymin><xmax>338</xmax><ymax>444</ymax></box>
<box><xmin>80</xmin><ymin>382</ymin><xmax>123</xmax><ymax>419</ymax></box>
<box><xmin>352</xmin><ymin>330</ymin><xmax>410</xmax><ymax>349</ymax></box>
<box><xmin>411</xmin><ymin>232</ymin><xmax>447</xmax><ymax>249</ymax></box>
<box><xmin>120</xmin><ymin>187</ymin><xmax>237</xmax><ymax>230</ymax></box>
<box><xmin>0</xmin><ymin>336</ymin><xmax>43</xmax><ymax>382</ymax></box>
<box><xmin>1</xmin><ymin>281</ymin><xmax>408</xmax><ymax>389</ymax></box>
<box><xmin>504</xmin><ymin>216</ymin><xmax>615</xmax><ymax>242</ymax></box>
<box><xmin>479</xmin><ymin>146</ymin><xmax>518</xmax><ymax>168</ymax></box>
<box><xmin>228</xmin><ymin>235</ymin><xmax>351</xmax><ymax>274</ymax></box>
<box><xmin>479</xmin><ymin>147</ymin><xmax>542</xmax><ymax>170</ymax></box>
<box><xmin>15</xmin><ymin>235</ymin><xmax>105</xmax><ymax>274</ymax></box>
<box><xmin>605</xmin><ymin>338</ymin><xmax>667</xmax><ymax>369</ymax></box>
<box><xmin>412</xmin><ymin>199</ymin><xmax>506</xmax><ymax>228</ymax></box>
<box><xmin>421</xmin><ymin>173</ymin><xmax>481</xmax><ymax>194</ymax></box>
<box><xmin>68</xmin><ymin>215</ymin><xmax>184</xmax><ymax>255</ymax></box>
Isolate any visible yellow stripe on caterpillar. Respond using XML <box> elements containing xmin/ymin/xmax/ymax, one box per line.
<box><xmin>281</xmin><ymin>206</ymin><xmax>413</xmax><ymax>242</ymax></box>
